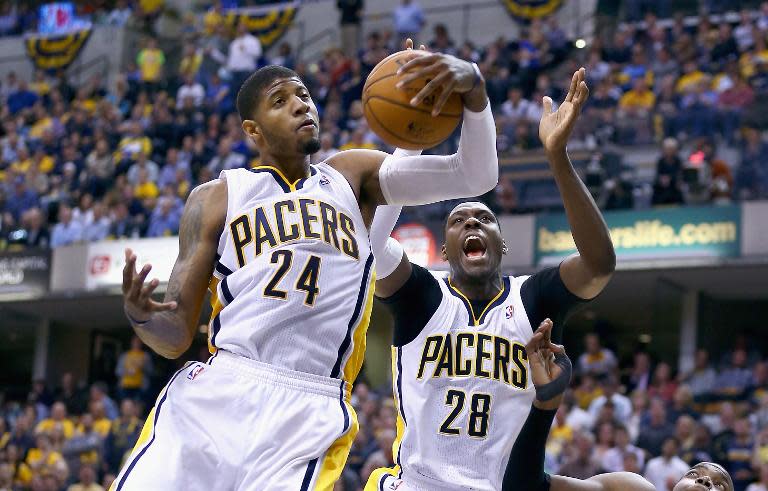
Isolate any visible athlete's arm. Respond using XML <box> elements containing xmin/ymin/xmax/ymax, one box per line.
<box><xmin>539</xmin><ymin>68</ymin><xmax>616</xmax><ymax>301</ymax></box>
<box><xmin>326</xmin><ymin>50</ymin><xmax>498</xmax><ymax>224</ymax></box>
<box><xmin>122</xmin><ymin>179</ymin><xmax>226</xmax><ymax>359</ymax></box>
<box><xmin>549</xmin><ymin>473</ymin><xmax>656</xmax><ymax>491</ymax></box>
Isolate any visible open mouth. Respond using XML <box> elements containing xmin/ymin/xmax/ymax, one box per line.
<box><xmin>297</xmin><ymin>119</ymin><xmax>317</xmax><ymax>131</ymax></box>
<box><xmin>463</xmin><ymin>235</ymin><xmax>487</xmax><ymax>259</ymax></box>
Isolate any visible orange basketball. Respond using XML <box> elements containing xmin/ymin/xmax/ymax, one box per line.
<box><xmin>362</xmin><ymin>50</ymin><xmax>463</xmax><ymax>150</ymax></box>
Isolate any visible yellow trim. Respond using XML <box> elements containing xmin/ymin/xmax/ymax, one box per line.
<box><xmin>251</xmin><ymin>165</ymin><xmax>307</xmax><ymax>192</ymax></box>
<box><xmin>314</xmin><ymin>399</ymin><xmax>359</xmax><ymax>490</ymax></box>
<box><xmin>447</xmin><ymin>276</ymin><xmax>506</xmax><ymax>326</ymax></box>
<box><xmin>365</xmin><ymin>467</ymin><xmax>399</xmax><ymax>491</ymax></box>
<box><xmin>342</xmin><ymin>270</ymin><xmax>376</xmax><ymax>383</ymax></box>
<box><xmin>207</xmin><ymin>276</ymin><xmax>222</xmax><ymax>354</ymax></box>
<box><xmin>111</xmin><ymin>406</ymin><xmax>157</xmax><ymax>490</ymax></box>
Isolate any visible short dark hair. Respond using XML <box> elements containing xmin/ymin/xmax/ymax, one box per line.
<box><xmin>236</xmin><ymin>65</ymin><xmax>300</xmax><ymax>121</ymax></box>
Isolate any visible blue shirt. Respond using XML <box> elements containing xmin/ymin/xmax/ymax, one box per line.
<box><xmin>393</xmin><ymin>3</ymin><xmax>424</xmax><ymax>34</ymax></box>
<box><xmin>51</xmin><ymin>220</ymin><xmax>84</xmax><ymax>247</ymax></box>
<box><xmin>147</xmin><ymin>210</ymin><xmax>180</xmax><ymax>237</ymax></box>
<box><xmin>7</xmin><ymin>89</ymin><xmax>38</xmax><ymax>114</ymax></box>
<box><xmin>5</xmin><ymin>189</ymin><xmax>38</xmax><ymax>221</ymax></box>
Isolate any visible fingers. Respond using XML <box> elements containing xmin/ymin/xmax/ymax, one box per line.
<box><xmin>565</xmin><ymin>69</ymin><xmax>579</xmax><ymax>102</ymax></box>
<box><xmin>122</xmin><ymin>249</ymin><xmax>136</xmax><ymax>294</ymax></box>
<box><xmin>410</xmin><ymin>70</ymin><xmax>451</xmax><ymax>105</ymax></box>
<box><xmin>397</xmin><ymin>60</ymin><xmax>442</xmax><ymax>88</ymax></box>
<box><xmin>573</xmin><ymin>80</ymin><xmax>590</xmax><ymax>107</ymax></box>
<box><xmin>128</xmin><ymin>263</ymin><xmax>151</xmax><ymax>300</ymax></box>
<box><xmin>431</xmin><ymin>79</ymin><xmax>457</xmax><ymax>116</ymax></box>
<box><xmin>542</xmin><ymin>96</ymin><xmax>553</xmax><ymax>115</ymax></box>
<box><xmin>405</xmin><ymin>38</ymin><xmax>414</xmax><ymax>50</ymax></box>
<box><xmin>397</xmin><ymin>53</ymin><xmax>440</xmax><ymax>75</ymax></box>
<box><xmin>148</xmin><ymin>299</ymin><xmax>178</xmax><ymax>312</ymax></box>
<box><xmin>419</xmin><ymin>44</ymin><xmax>428</xmax><ymax>51</ymax></box>
<box><xmin>139</xmin><ymin>278</ymin><xmax>160</xmax><ymax>302</ymax></box>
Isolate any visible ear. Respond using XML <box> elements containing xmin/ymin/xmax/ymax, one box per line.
<box><xmin>242</xmin><ymin>119</ymin><xmax>261</xmax><ymax>143</ymax></box>
<box><xmin>502</xmin><ymin>239</ymin><xmax>508</xmax><ymax>255</ymax></box>
<box><xmin>441</xmin><ymin>243</ymin><xmax>447</xmax><ymax>260</ymax></box>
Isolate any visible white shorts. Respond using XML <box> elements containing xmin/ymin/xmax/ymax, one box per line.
<box><xmin>369</xmin><ymin>475</ymin><xmax>416</xmax><ymax>491</ymax></box>
<box><xmin>111</xmin><ymin>350</ymin><xmax>358</xmax><ymax>491</ymax></box>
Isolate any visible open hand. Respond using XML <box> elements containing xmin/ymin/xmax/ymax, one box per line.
<box><xmin>525</xmin><ymin>319</ymin><xmax>565</xmax><ymax>386</ymax></box>
<box><xmin>122</xmin><ymin>248</ymin><xmax>176</xmax><ymax>324</ymax></box>
<box><xmin>539</xmin><ymin>67</ymin><xmax>589</xmax><ymax>155</ymax></box>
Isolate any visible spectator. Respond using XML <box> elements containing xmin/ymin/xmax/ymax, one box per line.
<box><xmin>116</xmin><ymin>337</ymin><xmax>153</xmax><ymax>402</ymax></box>
<box><xmin>7</xmin><ymin>81</ymin><xmax>38</xmax><ymax>115</ymax></box>
<box><xmin>106</xmin><ymin>0</ymin><xmax>132</xmax><ymax>26</ymax></box>
<box><xmin>429</xmin><ymin>23</ymin><xmax>456</xmax><ymax>56</ymax></box>
<box><xmin>67</xmin><ymin>464</ymin><xmax>103</xmax><ymax>491</ymax></box>
<box><xmin>337</xmin><ymin>0</ymin><xmax>364</xmax><ymax>58</ymax></box>
<box><xmin>601</xmin><ymin>424</ymin><xmax>644</xmax><ymax>472</ymax></box>
<box><xmin>126</xmin><ymin>152</ymin><xmax>160</xmax><ymax>187</ymax></box>
<box><xmin>178</xmin><ymin>44</ymin><xmax>203</xmax><ymax>80</ymax></box>
<box><xmin>176</xmin><ymin>74</ymin><xmax>205</xmax><ymax>110</ymax></box>
<box><xmin>638</xmin><ymin>398</ymin><xmax>675</xmax><ymax>457</ymax></box>
<box><xmin>25</xmin><ymin>434</ymin><xmax>68</xmax><ymax>483</ymax></box>
<box><xmin>146</xmin><ymin>197</ymin><xmax>180</xmax><ymax>237</ymax></box>
<box><xmin>577</xmin><ymin>333</ymin><xmax>618</xmax><ymax>377</ymax></box>
<box><xmin>34</xmin><ymin>402</ymin><xmax>74</xmax><ymax>440</ymax></box>
<box><xmin>83</xmin><ymin>201</ymin><xmax>110</xmax><ymax>243</ymax></box>
<box><xmin>50</xmin><ymin>204</ymin><xmax>83</xmax><ymax>248</ymax></box>
<box><xmin>736</xmin><ymin>127</ymin><xmax>768</xmax><ymax>200</ymax></box>
<box><xmin>19</xmin><ymin>207</ymin><xmax>50</xmax><ymax>248</ymax></box>
<box><xmin>62</xmin><ymin>414</ymin><xmax>102</xmax><ymax>476</ymax></box>
<box><xmin>648</xmin><ymin>362</ymin><xmax>678</xmax><ymax>403</ymax></box>
<box><xmin>313</xmin><ymin>132</ymin><xmax>339</xmax><ymax>163</ymax></box>
<box><xmin>207</xmin><ymin>137</ymin><xmax>245</xmax><ymax>175</ymax></box>
<box><xmin>393</xmin><ymin>0</ymin><xmax>425</xmax><ymax>46</ymax></box>
<box><xmin>558</xmin><ymin>431</ymin><xmax>600</xmax><ymax>480</ymax></box>
<box><xmin>716</xmin><ymin>349</ymin><xmax>753</xmax><ymax>400</ymax></box>
<box><xmin>104</xmin><ymin>400</ymin><xmax>142</xmax><ymax>474</ymax></box>
<box><xmin>500</xmin><ymin>85</ymin><xmax>534</xmax><ymax>124</ymax></box>
<box><xmin>136</xmin><ymin>38</ymin><xmax>165</xmax><ymax>93</ymax></box>
<box><xmin>725</xmin><ymin>417</ymin><xmax>756</xmax><ymax>490</ymax></box>
<box><xmin>681</xmin><ymin>349</ymin><xmax>718</xmax><ymax>400</ymax></box>
<box><xmin>227</xmin><ymin>22</ymin><xmax>263</xmax><ymax>95</ymax></box>
<box><xmin>747</xmin><ymin>464</ymin><xmax>768</xmax><ymax>491</ymax></box>
<box><xmin>89</xmin><ymin>383</ymin><xmax>118</xmax><ymax>421</ymax></box>
<box><xmin>588</xmin><ymin>375</ymin><xmax>632</xmax><ymax>425</ymax></box>
<box><xmin>643</xmin><ymin>437</ymin><xmax>690</xmax><ymax>491</ymax></box>
<box><xmin>54</xmin><ymin>373</ymin><xmax>86</xmax><ymax>417</ymax></box>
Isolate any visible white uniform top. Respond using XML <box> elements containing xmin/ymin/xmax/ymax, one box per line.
<box><xmin>208</xmin><ymin>164</ymin><xmax>374</xmax><ymax>382</ymax></box>
<box><xmin>387</xmin><ymin>271</ymin><xmax>536</xmax><ymax>490</ymax></box>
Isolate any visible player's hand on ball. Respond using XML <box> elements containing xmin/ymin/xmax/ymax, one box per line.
<box><xmin>122</xmin><ymin>248</ymin><xmax>177</xmax><ymax>324</ymax></box>
<box><xmin>539</xmin><ymin>67</ymin><xmax>589</xmax><ymax>155</ymax></box>
<box><xmin>525</xmin><ymin>319</ymin><xmax>565</xmax><ymax>386</ymax></box>
<box><xmin>396</xmin><ymin>50</ymin><xmax>482</xmax><ymax>116</ymax></box>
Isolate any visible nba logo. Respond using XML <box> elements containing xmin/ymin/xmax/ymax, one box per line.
<box><xmin>505</xmin><ymin>305</ymin><xmax>514</xmax><ymax>319</ymax></box>
<box><xmin>187</xmin><ymin>365</ymin><xmax>205</xmax><ymax>380</ymax></box>
<box><xmin>319</xmin><ymin>175</ymin><xmax>330</xmax><ymax>186</ymax></box>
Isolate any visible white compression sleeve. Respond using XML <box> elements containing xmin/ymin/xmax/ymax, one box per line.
<box><xmin>377</xmin><ymin>102</ymin><xmax>498</xmax><ymax>206</ymax></box>
<box><xmin>370</xmin><ymin>147</ymin><xmax>421</xmax><ymax>279</ymax></box>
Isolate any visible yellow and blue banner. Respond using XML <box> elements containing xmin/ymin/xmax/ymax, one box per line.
<box><xmin>24</xmin><ymin>28</ymin><xmax>92</xmax><ymax>71</ymax></box>
<box><xmin>500</xmin><ymin>0</ymin><xmax>562</xmax><ymax>21</ymax></box>
<box><xmin>222</xmin><ymin>2</ymin><xmax>298</xmax><ymax>49</ymax></box>
<box><xmin>535</xmin><ymin>205</ymin><xmax>741</xmax><ymax>265</ymax></box>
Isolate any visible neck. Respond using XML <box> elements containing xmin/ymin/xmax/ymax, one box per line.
<box><xmin>260</xmin><ymin>152</ymin><xmax>311</xmax><ymax>182</ymax></box>
<box><xmin>449</xmin><ymin>270</ymin><xmax>503</xmax><ymax>300</ymax></box>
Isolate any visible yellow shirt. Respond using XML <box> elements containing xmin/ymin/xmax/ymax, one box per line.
<box><xmin>137</xmin><ymin>48</ymin><xmax>165</xmax><ymax>82</ymax></box>
<box><xmin>203</xmin><ymin>9</ymin><xmax>223</xmax><ymax>34</ymax></box>
<box><xmin>179</xmin><ymin>53</ymin><xmax>203</xmax><ymax>78</ymax></box>
<box><xmin>13</xmin><ymin>461</ymin><xmax>32</xmax><ymax>485</ymax></box>
<box><xmin>67</xmin><ymin>484</ymin><xmax>104</xmax><ymax>491</ymax></box>
<box><xmin>35</xmin><ymin>418</ymin><xmax>75</xmax><ymax>439</ymax></box>
<box><xmin>26</xmin><ymin>448</ymin><xmax>65</xmax><ymax>471</ymax></box>
<box><xmin>28</xmin><ymin>117</ymin><xmax>54</xmax><ymax>139</ymax></box>
<box><xmin>121</xmin><ymin>349</ymin><xmax>147</xmax><ymax>389</ymax></box>
<box><xmin>575</xmin><ymin>387</ymin><xmax>603</xmax><ymax>410</ymax></box>
<box><xmin>94</xmin><ymin>418</ymin><xmax>112</xmax><ymax>438</ymax></box>
<box><xmin>30</xmin><ymin>81</ymin><xmax>50</xmax><ymax>96</ymax></box>
<box><xmin>676</xmin><ymin>70</ymin><xmax>706</xmax><ymax>93</ymax></box>
<box><xmin>139</xmin><ymin>0</ymin><xmax>163</xmax><ymax>15</ymax></box>
<box><xmin>12</xmin><ymin>155</ymin><xmax>55</xmax><ymax>174</ymax></box>
<box><xmin>134</xmin><ymin>181</ymin><xmax>159</xmax><ymax>200</ymax></box>
<box><xmin>619</xmin><ymin>89</ymin><xmax>656</xmax><ymax>110</ymax></box>
<box><xmin>339</xmin><ymin>141</ymin><xmax>378</xmax><ymax>151</ymax></box>
<box><xmin>115</xmin><ymin>137</ymin><xmax>152</xmax><ymax>161</ymax></box>
<box><xmin>739</xmin><ymin>50</ymin><xmax>768</xmax><ymax>78</ymax></box>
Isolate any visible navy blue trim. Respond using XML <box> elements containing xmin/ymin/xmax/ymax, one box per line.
<box><xmin>378</xmin><ymin>473</ymin><xmax>388</xmax><ymax>491</ymax></box>
<box><xmin>210</xmin><ymin>315</ymin><xmax>222</xmax><ymax>346</ymax></box>
<box><xmin>220</xmin><ymin>277</ymin><xmax>234</xmax><ymax>304</ymax></box>
<box><xmin>295</xmin><ymin>165</ymin><xmax>317</xmax><ymax>191</ymax></box>
<box><xmin>339</xmin><ymin>381</ymin><xmax>350</xmax><ymax>432</ymax></box>
<box><xmin>443</xmin><ymin>277</ymin><xmax>475</xmax><ymax>324</ymax></box>
<box><xmin>477</xmin><ymin>276</ymin><xmax>511</xmax><ymax>324</ymax></box>
<box><xmin>115</xmin><ymin>368</ymin><xmax>185</xmax><ymax>490</ymax></box>
<box><xmin>250</xmin><ymin>167</ymin><xmax>292</xmax><ymax>193</ymax></box>
<box><xmin>207</xmin><ymin>349</ymin><xmax>220</xmax><ymax>365</ymax></box>
<box><xmin>215</xmin><ymin>261</ymin><xmax>233</xmax><ymax>277</ymax></box>
<box><xmin>395</xmin><ymin>347</ymin><xmax>406</xmax><ymax>479</ymax></box>
<box><xmin>299</xmin><ymin>458</ymin><xmax>319</xmax><ymax>490</ymax></box>
<box><xmin>330</xmin><ymin>253</ymin><xmax>374</xmax><ymax>379</ymax></box>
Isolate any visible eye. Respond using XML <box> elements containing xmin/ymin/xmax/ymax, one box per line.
<box><xmin>453</xmin><ymin>217</ymin><xmax>463</xmax><ymax>224</ymax></box>
<box><xmin>686</xmin><ymin>471</ymin><xmax>698</xmax><ymax>478</ymax></box>
<box><xmin>273</xmin><ymin>98</ymin><xmax>284</xmax><ymax>106</ymax></box>
<box><xmin>481</xmin><ymin>215</ymin><xmax>491</xmax><ymax>223</ymax></box>
<box><xmin>300</xmin><ymin>93</ymin><xmax>310</xmax><ymax>100</ymax></box>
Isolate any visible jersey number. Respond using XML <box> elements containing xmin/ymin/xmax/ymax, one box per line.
<box><xmin>439</xmin><ymin>390</ymin><xmax>492</xmax><ymax>438</ymax></box>
<box><xmin>263</xmin><ymin>250</ymin><xmax>321</xmax><ymax>306</ymax></box>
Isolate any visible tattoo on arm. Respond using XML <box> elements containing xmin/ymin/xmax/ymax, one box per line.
<box><xmin>164</xmin><ymin>197</ymin><xmax>203</xmax><ymax>305</ymax></box>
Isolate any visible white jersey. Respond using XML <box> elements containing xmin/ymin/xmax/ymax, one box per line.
<box><xmin>208</xmin><ymin>164</ymin><xmax>374</xmax><ymax>382</ymax></box>
<box><xmin>371</xmin><ymin>271</ymin><xmax>536</xmax><ymax>491</ymax></box>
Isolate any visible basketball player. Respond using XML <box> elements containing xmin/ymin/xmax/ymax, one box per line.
<box><xmin>365</xmin><ymin>68</ymin><xmax>616</xmax><ymax>490</ymax></box>
<box><xmin>114</xmin><ymin>46</ymin><xmax>501</xmax><ymax>489</ymax></box>
<box><xmin>502</xmin><ymin>320</ymin><xmax>733</xmax><ymax>491</ymax></box>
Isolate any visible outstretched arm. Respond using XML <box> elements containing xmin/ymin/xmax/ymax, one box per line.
<box><xmin>122</xmin><ymin>179</ymin><xmax>226</xmax><ymax>358</ymax></box>
<box><xmin>327</xmin><ymin>49</ymin><xmax>498</xmax><ymax>222</ymax></box>
<box><xmin>551</xmin><ymin>474</ymin><xmax>656</xmax><ymax>491</ymax></box>
<box><xmin>539</xmin><ymin>68</ymin><xmax>616</xmax><ymax>300</ymax></box>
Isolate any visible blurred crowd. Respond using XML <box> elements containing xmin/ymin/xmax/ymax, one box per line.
<box><xmin>2</xmin><ymin>330</ymin><xmax>768</xmax><ymax>490</ymax></box>
<box><xmin>1</xmin><ymin>1</ymin><xmax>768</xmax><ymax>250</ymax></box>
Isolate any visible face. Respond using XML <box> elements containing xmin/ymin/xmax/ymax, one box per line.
<box><xmin>673</xmin><ymin>464</ymin><xmax>732</xmax><ymax>491</ymax></box>
<box><xmin>242</xmin><ymin>77</ymin><xmax>320</xmax><ymax>157</ymax></box>
<box><xmin>442</xmin><ymin>203</ymin><xmax>505</xmax><ymax>279</ymax></box>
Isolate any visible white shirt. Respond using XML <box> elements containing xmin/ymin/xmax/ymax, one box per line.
<box><xmin>644</xmin><ymin>456</ymin><xmax>689</xmax><ymax>491</ymax></box>
<box><xmin>565</xmin><ymin>405</ymin><xmax>594</xmax><ymax>431</ymax></box>
<box><xmin>227</xmin><ymin>34</ymin><xmax>262</xmax><ymax>72</ymax></box>
<box><xmin>588</xmin><ymin>393</ymin><xmax>632</xmax><ymax>424</ymax></box>
<box><xmin>501</xmin><ymin>98</ymin><xmax>533</xmax><ymax>121</ymax></box>
<box><xmin>746</xmin><ymin>483</ymin><xmax>768</xmax><ymax>491</ymax></box>
<box><xmin>176</xmin><ymin>83</ymin><xmax>205</xmax><ymax>109</ymax></box>
<box><xmin>601</xmin><ymin>444</ymin><xmax>645</xmax><ymax>472</ymax></box>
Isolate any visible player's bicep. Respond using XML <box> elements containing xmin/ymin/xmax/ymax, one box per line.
<box><xmin>165</xmin><ymin>180</ymin><xmax>227</xmax><ymax>329</ymax></box>
<box><xmin>326</xmin><ymin>149</ymin><xmax>390</xmax><ymax>206</ymax></box>
<box><xmin>584</xmin><ymin>473</ymin><xmax>655</xmax><ymax>491</ymax></box>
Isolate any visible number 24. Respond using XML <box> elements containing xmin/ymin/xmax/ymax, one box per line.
<box><xmin>263</xmin><ymin>250</ymin><xmax>321</xmax><ymax>306</ymax></box>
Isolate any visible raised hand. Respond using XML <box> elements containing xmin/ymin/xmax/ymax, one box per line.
<box><xmin>539</xmin><ymin>67</ymin><xmax>589</xmax><ymax>155</ymax></box>
<box><xmin>525</xmin><ymin>319</ymin><xmax>565</xmax><ymax>386</ymax></box>
<box><xmin>122</xmin><ymin>248</ymin><xmax>177</xmax><ymax>324</ymax></box>
<box><xmin>396</xmin><ymin>47</ymin><xmax>483</xmax><ymax>116</ymax></box>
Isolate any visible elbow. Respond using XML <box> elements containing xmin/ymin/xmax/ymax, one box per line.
<box><xmin>467</xmin><ymin>162</ymin><xmax>499</xmax><ymax>197</ymax></box>
<box><xmin>593</xmin><ymin>248</ymin><xmax>617</xmax><ymax>279</ymax></box>
<box><xmin>156</xmin><ymin>338</ymin><xmax>193</xmax><ymax>360</ymax></box>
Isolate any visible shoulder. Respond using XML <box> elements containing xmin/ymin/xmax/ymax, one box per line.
<box><xmin>326</xmin><ymin>148</ymin><xmax>389</xmax><ymax>171</ymax></box>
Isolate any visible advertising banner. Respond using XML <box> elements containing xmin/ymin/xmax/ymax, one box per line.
<box><xmin>0</xmin><ymin>249</ymin><xmax>50</xmax><ymax>298</ymax></box>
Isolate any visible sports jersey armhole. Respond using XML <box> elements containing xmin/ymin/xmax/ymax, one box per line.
<box><xmin>513</xmin><ymin>275</ymin><xmax>537</xmax><ymax>341</ymax></box>
<box><xmin>315</xmin><ymin>162</ymin><xmax>360</xmax><ymax>210</ymax></box>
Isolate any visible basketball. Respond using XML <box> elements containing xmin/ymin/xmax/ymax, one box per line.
<box><xmin>362</xmin><ymin>50</ymin><xmax>463</xmax><ymax>150</ymax></box>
